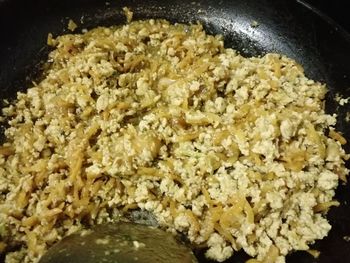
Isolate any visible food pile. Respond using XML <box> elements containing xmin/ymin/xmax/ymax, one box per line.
<box><xmin>0</xmin><ymin>18</ymin><xmax>348</xmax><ymax>263</ymax></box>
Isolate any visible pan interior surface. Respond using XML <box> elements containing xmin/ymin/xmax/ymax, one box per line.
<box><xmin>0</xmin><ymin>0</ymin><xmax>350</xmax><ymax>262</ymax></box>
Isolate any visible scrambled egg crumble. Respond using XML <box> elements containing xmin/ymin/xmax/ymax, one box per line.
<box><xmin>0</xmin><ymin>19</ymin><xmax>348</xmax><ymax>263</ymax></box>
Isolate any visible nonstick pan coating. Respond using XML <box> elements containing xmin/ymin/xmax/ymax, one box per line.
<box><xmin>0</xmin><ymin>0</ymin><xmax>350</xmax><ymax>262</ymax></box>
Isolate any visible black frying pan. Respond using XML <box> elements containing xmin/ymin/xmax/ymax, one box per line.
<box><xmin>0</xmin><ymin>0</ymin><xmax>350</xmax><ymax>262</ymax></box>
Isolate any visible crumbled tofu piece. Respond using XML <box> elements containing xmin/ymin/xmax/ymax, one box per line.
<box><xmin>205</xmin><ymin>233</ymin><xmax>233</xmax><ymax>262</ymax></box>
<box><xmin>280</xmin><ymin>119</ymin><xmax>296</xmax><ymax>140</ymax></box>
<box><xmin>317</xmin><ymin>170</ymin><xmax>338</xmax><ymax>190</ymax></box>
<box><xmin>335</xmin><ymin>93</ymin><xmax>350</xmax><ymax>106</ymax></box>
<box><xmin>67</xmin><ymin>19</ymin><xmax>77</xmax><ymax>32</ymax></box>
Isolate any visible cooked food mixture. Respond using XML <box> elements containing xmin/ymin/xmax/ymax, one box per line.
<box><xmin>0</xmin><ymin>18</ymin><xmax>348</xmax><ymax>263</ymax></box>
